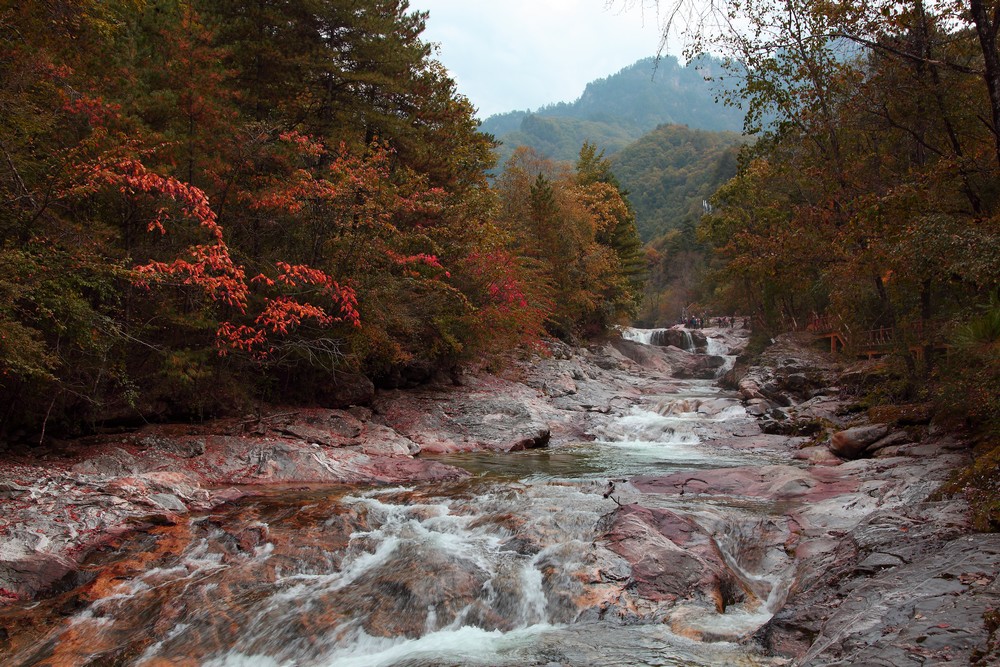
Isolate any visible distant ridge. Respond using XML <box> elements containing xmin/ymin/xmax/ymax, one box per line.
<box><xmin>480</xmin><ymin>55</ymin><xmax>744</xmax><ymax>164</ymax></box>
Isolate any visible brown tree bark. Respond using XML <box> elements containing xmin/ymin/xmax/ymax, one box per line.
<box><xmin>970</xmin><ymin>0</ymin><xmax>1000</xmax><ymax>172</ymax></box>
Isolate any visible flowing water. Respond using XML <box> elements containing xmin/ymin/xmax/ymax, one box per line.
<box><xmin>2</xmin><ymin>330</ymin><xmax>793</xmax><ymax>667</ymax></box>
<box><xmin>619</xmin><ymin>328</ymin><xmax>665</xmax><ymax>346</ymax></box>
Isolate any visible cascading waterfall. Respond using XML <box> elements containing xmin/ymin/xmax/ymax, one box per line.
<box><xmin>622</xmin><ymin>325</ymin><xmax>704</xmax><ymax>352</ymax></box>
<box><xmin>3</xmin><ymin>326</ymin><xmax>793</xmax><ymax>667</ymax></box>
<box><xmin>620</xmin><ymin>327</ymin><xmax>664</xmax><ymax>346</ymax></box>
<box><xmin>706</xmin><ymin>335</ymin><xmax>738</xmax><ymax>377</ymax></box>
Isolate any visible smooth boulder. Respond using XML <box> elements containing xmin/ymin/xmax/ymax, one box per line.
<box><xmin>829</xmin><ymin>424</ymin><xmax>891</xmax><ymax>459</ymax></box>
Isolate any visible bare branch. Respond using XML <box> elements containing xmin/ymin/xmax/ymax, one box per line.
<box><xmin>825</xmin><ymin>31</ymin><xmax>981</xmax><ymax>75</ymax></box>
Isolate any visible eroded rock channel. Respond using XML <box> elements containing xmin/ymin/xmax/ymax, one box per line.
<box><xmin>1</xmin><ymin>328</ymin><xmax>997</xmax><ymax>666</ymax></box>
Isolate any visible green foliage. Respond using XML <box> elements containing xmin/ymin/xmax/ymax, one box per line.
<box><xmin>498</xmin><ymin>115</ymin><xmax>641</xmax><ymax>167</ymax></box>
<box><xmin>689</xmin><ymin>0</ymin><xmax>1000</xmax><ymax>337</ymax></box>
<box><xmin>650</xmin><ymin>0</ymin><xmax>1000</xmax><ymax>441</ymax></box>
<box><xmin>936</xmin><ymin>298</ymin><xmax>1000</xmax><ymax>435</ymax></box>
<box><xmin>481</xmin><ymin>55</ymin><xmax>746</xmax><ymax>165</ymax></box>
<box><xmin>608</xmin><ymin>124</ymin><xmax>741</xmax><ymax>325</ymax></box>
<box><xmin>493</xmin><ymin>146</ymin><xmax>644</xmax><ymax>340</ymax></box>
<box><xmin>611</xmin><ymin>124</ymin><xmax>743</xmax><ymax>241</ymax></box>
<box><xmin>0</xmin><ymin>0</ymin><xmax>538</xmax><ymax>443</ymax></box>
<box><xmin>937</xmin><ymin>440</ymin><xmax>1000</xmax><ymax>532</ymax></box>
<box><xmin>478</xmin><ymin>56</ymin><xmax>748</xmax><ymax>330</ymax></box>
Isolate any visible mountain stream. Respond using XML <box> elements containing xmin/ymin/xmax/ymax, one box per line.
<box><xmin>3</xmin><ymin>330</ymin><xmax>797</xmax><ymax>667</ymax></box>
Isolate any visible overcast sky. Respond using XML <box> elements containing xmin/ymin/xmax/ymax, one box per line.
<box><xmin>408</xmin><ymin>1</ymin><xmax>675</xmax><ymax>119</ymax></box>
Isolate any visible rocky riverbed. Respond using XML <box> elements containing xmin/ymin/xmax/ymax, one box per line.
<box><xmin>1</xmin><ymin>327</ymin><xmax>998</xmax><ymax>665</ymax></box>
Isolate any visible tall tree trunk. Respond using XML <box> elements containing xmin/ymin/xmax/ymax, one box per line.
<box><xmin>970</xmin><ymin>0</ymin><xmax>1000</xmax><ymax>172</ymax></box>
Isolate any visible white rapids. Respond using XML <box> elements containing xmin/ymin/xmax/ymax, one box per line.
<box><xmin>6</xmin><ymin>327</ymin><xmax>795</xmax><ymax>667</ymax></box>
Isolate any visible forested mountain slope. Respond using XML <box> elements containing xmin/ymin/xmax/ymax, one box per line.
<box><xmin>481</xmin><ymin>56</ymin><xmax>744</xmax><ymax>163</ymax></box>
<box><xmin>610</xmin><ymin>124</ymin><xmax>743</xmax><ymax>242</ymax></box>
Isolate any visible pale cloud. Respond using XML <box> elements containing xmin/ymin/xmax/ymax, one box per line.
<box><xmin>409</xmin><ymin>0</ymin><xmax>674</xmax><ymax>119</ymax></box>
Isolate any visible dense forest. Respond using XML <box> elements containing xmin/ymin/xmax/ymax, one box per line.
<box><xmin>0</xmin><ymin>0</ymin><xmax>643</xmax><ymax>442</ymax></box>
<box><xmin>672</xmin><ymin>0</ymin><xmax>1000</xmax><ymax>448</ymax></box>
<box><xmin>478</xmin><ymin>56</ymin><xmax>747</xmax><ymax>331</ymax></box>
<box><xmin>610</xmin><ymin>124</ymin><xmax>743</xmax><ymax>325</ymax></box>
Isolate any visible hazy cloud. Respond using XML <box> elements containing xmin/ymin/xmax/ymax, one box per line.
<box><xmin>409</xmin><ymin>1</ymin><xmax>672</xmax><ymax>119</ymax></box>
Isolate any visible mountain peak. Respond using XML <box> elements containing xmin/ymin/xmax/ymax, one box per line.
<box><xmin>479</xmin><ymin>55</ymin><xmax>743</xmax><ymax>164</ymax></box>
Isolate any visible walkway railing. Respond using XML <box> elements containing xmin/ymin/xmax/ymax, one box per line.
<box><xmin>806</xmin><ymin>315</ymin><xmax>941</xmax><ymax>359</ymax></box>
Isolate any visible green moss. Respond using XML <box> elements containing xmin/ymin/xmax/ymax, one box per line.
<box><xmin>936</xmin><ymin>438</ymin><xmax>1000</xmax><ymax>533</ymax></box>
<box><xmin>972</xmin><ymin>608</ymin><xmax>1000</xmax><ymax>665</ymax></box>
<box><xmin>741</xmin><ymin>331</ymin><xmax>773</xmax><ymax>363</ymax></box>
<box><xmin>867</xmin><ymin>403</ymin><xmax>933</xmax><ymax>425</ymax></box>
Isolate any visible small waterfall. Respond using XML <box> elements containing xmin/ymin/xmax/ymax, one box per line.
<box><xmin>621</xmin><ymin>326</ymin><xmax>691</xmax><ymax>349</ymax></box>
<box><xmin>705</xmin><ymin>337</ymin><xmax>727</xmax><ymax>356</ymax></box>
<box><xmin>620</xmin><ymin>327</ymin><xmax>664</xmax><ymax>345</ymax></box>
<box><xmin>706</xmin><ymin>335</ymin><xmax>737</xmax><ymax>377</ymax></box>
<box><xmin>656</xmin><ymin>398</ymin><xmax>701</xmax><ymax>416</ymax></box>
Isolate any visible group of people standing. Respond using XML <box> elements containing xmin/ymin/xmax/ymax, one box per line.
<box><xmin>681</xmin><ymin>315</ymin><xmax>750</xmax><ymax>329</ymax></box>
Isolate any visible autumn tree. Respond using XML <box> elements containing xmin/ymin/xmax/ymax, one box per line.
<box><xmin>614</xmin><ymin>0</ymin><xmax>996</xmax><ymax>329</ymax></box>
<box><xmin>0</xmin><ymin>0</ymin><xmax>535</xmax><ymax>442</ymax></box>
<box><xmin>494</xmin><ymin>146</ymin><xmax>643</xmax><ymax>339</ymax></box>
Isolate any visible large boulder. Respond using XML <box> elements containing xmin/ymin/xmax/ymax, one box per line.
<box><xmin>648</xmin><ymin>328</ymin><xmax>708</xmax><ymax>351</ymax></box>
<box><xmin>609</xmin><ymin>339</ymin><xmax>723</xmax><ymax>379</ymax></box>
<box><xmin>608</xmin><ymin>338</ymin><xmax>673</xmax><ymax>373</ymax></box>
<box><xmin>829</xmin><ymin>424</ymin><xmax>891</xmax><ymax>459</ymax></box>
<box><xmin>601</xmin><ymin>505</ymin><xmax>720</xmax><ymax>604</ymax></box>
<box><xmin>373</xmin><ymin>377</ymin><xmax>553</xmax><ymax>453</ymax></box>
<box><xmin>669</xmin><ymin>351</ymin><xmax>726</xmax><ymax>379</ymax></box>
<box><xmin>758</xmin><ymin>503</ymin><xmax>1000</xmax><ymax>666</ymax></box>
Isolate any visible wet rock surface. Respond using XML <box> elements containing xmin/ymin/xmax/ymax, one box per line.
<box><xmin>0</xmin><ymin>336</ymin><xmax>653</xmax><ymax>604</ymax></box>
<box><xmin>726</xmin><ymin>334</ymin><xmax>998</xmax><ymax>665</ymax></box>
<box><xmin>0</xmin><ymin>328</ymin><xmax>996</xmax><ymax>667</ymax></box>
<box><xmin>611</xmin><ymin>338</ymin><xmax>724</xmax><ymax>379</ymax></box>
<box><xmin>371</xmin><ymin>375</ymin><xmax>554</xmax><ymax>453</ymax></box>
<box><xmin>0</xmin><ymin>409</ymin><xmax>472</xmax><ymax>602</ymax></box>
<box><xmin>592</xmin><ymin>330</ymin><xmax>1000</xmax><ymax>664</ymax></box>
<box><xmin>760</xmin><ymin>507</ymin><xmax>1000</xmax><ymax>666</ymax></box>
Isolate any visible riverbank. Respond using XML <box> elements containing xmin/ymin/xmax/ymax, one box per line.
<box><xmin>619</xmin><ymin>332</ymin><xmax>1000</xmax><ymax>665</ymax></box>
<box><xmin>1</xmin><ymin>327</ymin><xmax>997</xmax><ymax>665</ymax></box>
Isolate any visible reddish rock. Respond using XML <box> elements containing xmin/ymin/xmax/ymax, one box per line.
<box><xmin>610</xmin><ymin>339</ymin><xmax>723</xmax><ymax>379</ymax></box>
<box><xmin>632</xmin><ymin>465</ymin><xmax>858</xmax><ymax>502</ymax></box>
<box><xmin>829</xmin><ymin>424</ymin><xmax>891</xmax><ymax>459</ymax></box>
<box><xmin>793</xmin><ymin>445</ymin><xmax>843</xmax><ymax>465</ymax></box>
<box><xmin>373</xmin><ymin>377</ymin><xmax>553</xmax><ymax>453</ymax></box>
<box><xmin>601</xmin><ymin>505</ymin><xmax>726</xmax><ymax>606</ymax></box>
<box><xmin>357</xmin><ymin>423</ymin><xmax>420</xmax><ymax>457</ymax></box>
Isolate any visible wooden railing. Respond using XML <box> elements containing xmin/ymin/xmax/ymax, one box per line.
<box><xmin>806</xmin><ymin>314</ymin><xmax>832</xmax><ymax>333</ymax></box>
<box><xmin>807</xmin><ymin>315</ymin><xmax>943</xmax><ymax>359</ymax></box>
<box><xmin>862</xmin><ymin>326</ymin><xmax>895</xmax><ymax>349</ymax></box>
<box><xmin>806</xmin><ymin>313</ymin><xmax>846</xmax><ymax>352</ymax></box>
